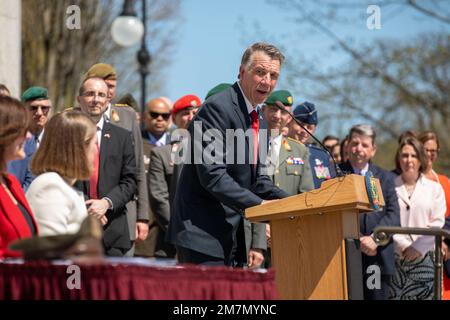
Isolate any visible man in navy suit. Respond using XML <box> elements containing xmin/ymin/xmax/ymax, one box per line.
<box><xmin>339</xmin><ymin>124</ymin><xmax>400</xmax><ymax>300</ymax></box>
<box><xmin>167</xmin><ymin>43</ymin><xmax>289</xmax><ymax>267</ymax></box>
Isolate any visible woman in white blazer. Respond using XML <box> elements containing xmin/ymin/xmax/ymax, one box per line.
<box><xmin>389</xmin><ymin>136</ymin><xmax>446</xmax><ymax>300</ymax></box>
<box><xmin>26</xmin><ymin>111</ymin><xmax>105</xmax><ymax>236</ymax></box>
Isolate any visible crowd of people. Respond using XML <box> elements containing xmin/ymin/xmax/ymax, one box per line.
<box><xmin>0</xmin><ymin>42</ymin><xmax>449</xmax><ymax>300</ymax></box>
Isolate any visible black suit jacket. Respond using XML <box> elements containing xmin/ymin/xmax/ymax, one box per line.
<box><xmin>75</xmin><ymin>121</ymin><xmax>137</xmax><ymax>251</ymax></box>
<box><xmin>167</xmin><ymin>82</ymin><xmax>289</xmax><ymax>261</ymax></box>
<box><xmin>339</xmin><ymin>161</ymin><xmax>400</xmax><ymax>275</ymax></box>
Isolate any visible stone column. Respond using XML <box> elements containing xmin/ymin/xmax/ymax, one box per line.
<box><xmin>0</xmin><ymin>0</ymin><xmax>21</xmax><ymax>97</ymax></box>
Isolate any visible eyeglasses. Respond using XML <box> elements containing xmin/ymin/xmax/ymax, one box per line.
<box><xmin>149</xmin><ymin>111</ymin><xmax>171</xmax><ymax>120</ymax></box>
<box><xmin>81</xmin><ymin>91</ymin><xmax>107</xmax><ymax>99</ymax></box>
<box><xmin>425</xmin><ymin>148</ymin><xmax>439</xmax><ymax>155</ymax></box>
<box><xmin>29</xmin><ymin>105</ymin><xmax>51</xmax><ymax>113</ymax></box>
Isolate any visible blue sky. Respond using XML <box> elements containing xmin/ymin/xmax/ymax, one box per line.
<box><xmin>163</xmin><ymin>0</ymin><xmax>447</xmax><ymax>108</ymax></box>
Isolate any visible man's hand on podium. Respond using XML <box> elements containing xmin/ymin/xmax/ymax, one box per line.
<box><xmin>248</xmin><ymin>248</ymin><xmax>264</xmax><ymax>269</ymax></box>
<box><xmin>360</xmin><ymin>236</ymin><xmax>377</xmax><ymax>256</ymax></box>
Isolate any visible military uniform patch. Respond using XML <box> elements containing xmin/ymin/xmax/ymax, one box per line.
<box><xmin>313</xmin><ymin>158</ymin><xmax>331</xmax><ymax>179</ymax></box>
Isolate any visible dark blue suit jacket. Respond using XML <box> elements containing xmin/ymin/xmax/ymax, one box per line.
<box><xmin>167</xmin><ymin>82</ymin><xmax>289</xmax><ymax>261</ymax></box>
<box><xmin>307</xmin><ymin>144</ymin><xmax>336</xmax><ymax>189</ymax></box>
<box><xmin>7</xmin><ymin>135</ymin><xmax>36</xmax><ymax>191</ymax></box>
<box><xmin>339</xmin><ymin>161</ymin><xmax>400</xmax><ymax>276</ymax></box>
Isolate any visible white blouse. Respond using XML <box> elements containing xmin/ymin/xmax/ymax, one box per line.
<box><xmin>26</xmin><ymin>172</ymin><xmax>87</xmax><ymax>236</ymax></box>
<box><xmin>393</xmin><ymin>174</ymin><xmax>446</xmax><ymax>256</ymax></box>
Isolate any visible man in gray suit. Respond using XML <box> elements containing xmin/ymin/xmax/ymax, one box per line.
<box><xmin>145</xmin><ymin>94</ymin><xmax>201</xmax><ymax>258</ymax></box>
<box><xmin>83</xmin><ymin>63</ymin><xmax>150</xmax><ymax>256</ymax></box>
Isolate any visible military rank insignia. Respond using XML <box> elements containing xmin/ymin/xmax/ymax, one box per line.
<box><xmin>286</xmin><ymin>156</ymin><xmax>304</xmax><ymax>165</ymax></box>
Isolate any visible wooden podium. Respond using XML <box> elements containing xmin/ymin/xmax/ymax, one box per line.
<box><xmin>245</xmin><ymin>174</ymin><xmax>384</xmax><ymax>300</ymax></box>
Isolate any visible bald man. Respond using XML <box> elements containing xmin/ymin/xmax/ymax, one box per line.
<box><xmin>142</xmin><ymin>98</ymin><xmax>171</xmax><ymax>148</ymax></box>
<box><xmin>135</xmin><ymin>98</ymin><xmax>172</xmax><ymax>257</ymax></box>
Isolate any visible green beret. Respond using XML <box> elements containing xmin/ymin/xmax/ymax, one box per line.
<box><xmin>21</xmin><ymin>86</ymin><xmax>49</xmax><ymax>102</ymax></box>
<box><xmin>83</xmin><ymin>63</ymin><xmax>117</xmax><ymax>81</ymax></box>
<box><xmin>265</xmin><ymin>90</ymin><xmax>294</xmax><ymax>107</ymax></box>
<box><xmin>205</xmin><ymin>83</ymin><xmax>232</xmax><ymax>100</ymax></box>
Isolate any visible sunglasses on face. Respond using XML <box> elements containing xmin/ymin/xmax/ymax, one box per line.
<box><xmin>149</xmin><ymin>111</ymin><xmax>171</xmax><ymax>120</ymax></box>
<box><xmin>29</xmin><ymin>105</ymin><xmax>51</xmax><ymax>113</ymax></box>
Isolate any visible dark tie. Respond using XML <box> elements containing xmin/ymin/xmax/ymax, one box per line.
<box><xmin>250</xmin><ymin>110</ymin><xmax>259</xmax><ymax>170</ymax></box>
<box><xmin>89</xmin><ymin>129</ymin><xmax>100</xmax><ymax>199</ymax></box>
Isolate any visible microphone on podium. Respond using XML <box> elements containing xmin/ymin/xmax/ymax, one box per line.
<box><xmin>272</xmin><ymin>100</ymin><xmax>345</xmax><ymax>178</ymax></box>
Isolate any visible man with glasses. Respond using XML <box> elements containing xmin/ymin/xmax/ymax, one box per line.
<box><xmin>75</xmin><ymin>77</ymin><xmax>137</xmax><ymax>256</ymax></box>
<box><xmin>7</xmin><ymin>87</ymin><xmax>51</xmax><ymax>190</ymax></box>
<box><xmin>22</xmin><ymin>86</ymin><xmax>52</xmax><ymax>148</ymax></box>
<box><xmin>83</xmin><ymin>63</ymin><xmax>150</xmax><ymax>257</ymax></box>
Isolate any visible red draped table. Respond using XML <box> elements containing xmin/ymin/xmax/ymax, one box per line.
<box><xmin>0</xmin><ymin>259</ymin><xmax>277</xmax><ymax>300</ymax></box>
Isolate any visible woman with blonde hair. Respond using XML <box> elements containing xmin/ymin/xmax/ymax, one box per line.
<box><xmin>26</xmin><ymin>110</ymin><xmax>105</xmax><ymax>236</ymax></box>
<box><xmin>0</xmin><ymin>96</ymin><xmax>38</xmax><ymax>258</ymax></box>
<box><xmin>389</xmin><ymin>136</ymin><xmax>446</xmax><ymax>299</ymax></box>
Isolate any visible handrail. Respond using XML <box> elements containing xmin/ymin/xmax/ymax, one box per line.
<box><xmin>373</xmin><ymin>226</ymin><xmax>450</xmax><ymax>300</ymax></box>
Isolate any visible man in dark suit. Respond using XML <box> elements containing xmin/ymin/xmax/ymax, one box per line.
<box><xmin>83</xmin><ymin>63</ymin><xmax>150</xmax><ymax>257</ymax></box>
<box><xmin>205</xmin><ymin>83</ymin><xmax>269</xmax><ymax>268</ymax></box>
<box><xmin>167</xmin><ymin>42</ymin><xmax>289</xmax><ymax>267</ymax></box>
<box><xmin>75</xmin><ymin>77</ymin><xmax>137</xmax><ymax>256</ymax></box>
<box><xmin>144</xmin><ymin>94</ymin><xmax>201</xmax><ymax>258</ymax></box>
<box><xmin>339</xmin><ymin>124</ymin><xmax>400</xmax><ymax>300</ymax></box>
<box><xmin>142</xmin><ymin>98</ymin><xmax>172</xmax><ymax>149</ymax></box>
